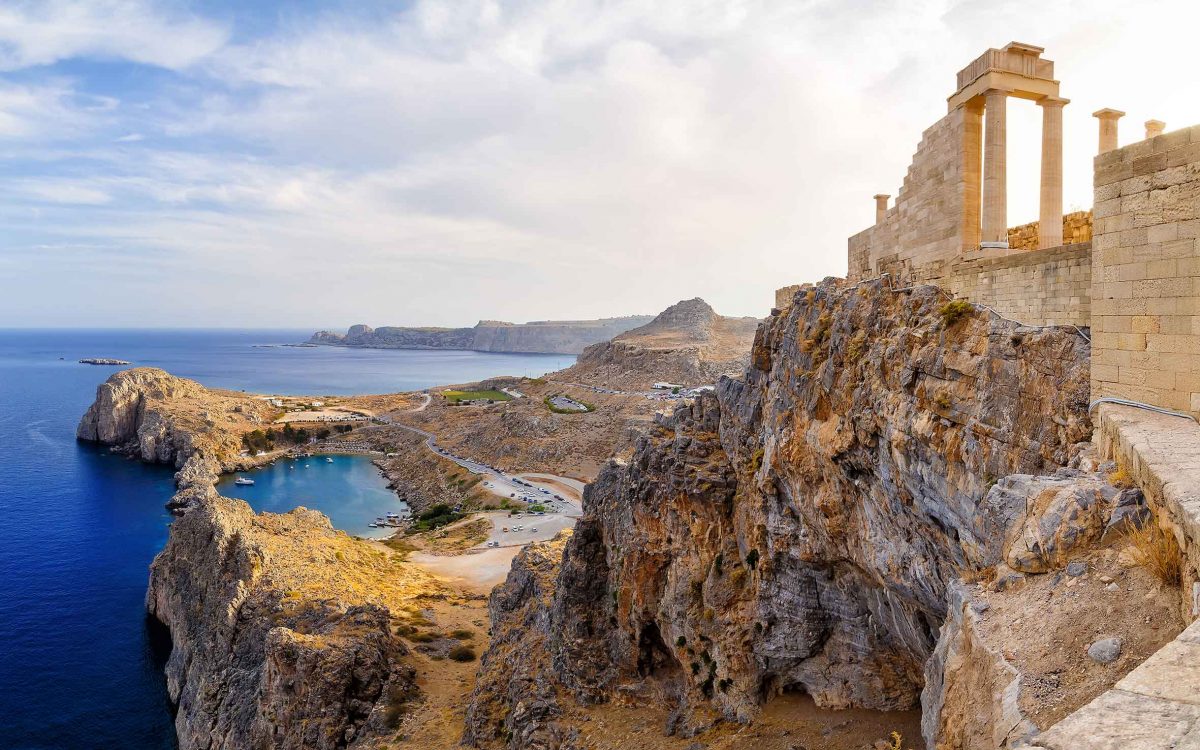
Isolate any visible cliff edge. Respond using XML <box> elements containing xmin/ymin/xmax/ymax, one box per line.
<box><xmin>464</xmin><ymin>279</ymin><xmax>1163</xmax><ymax>749</ymax></box>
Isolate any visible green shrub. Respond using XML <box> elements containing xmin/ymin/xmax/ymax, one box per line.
<box><xmin>939</xmin><ymin>299</ymin><xmax>974</xmax><ymax>327</ymax></box>
<box><xmin>450</xmin><ymin>629</ymin><xmax>474</xmax><ymax>640</ymax></box>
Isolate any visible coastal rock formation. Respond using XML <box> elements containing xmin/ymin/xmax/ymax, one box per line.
<box><xmin>76</xmin><ymin>367</ymin><xmax>273</xmax><ymax>467</ymax></box>
<box><xmin>555</xmin><ymin>298</ymin><xmax>760</xmax><ymax>389</ymax></box>
<box><xmin>466</xmin><ymin>279</ymin><xmax>1097</xmax><ymax>747</ymax></box>
<box><xmin>147</xmin><ymin>493</ymin><xmax>434</xmax><ymax>750</ymax></box>
<box><xmin>311</xmin><ymin>316</ymin><xmax>655</xmax><ymax>355</ymax></box>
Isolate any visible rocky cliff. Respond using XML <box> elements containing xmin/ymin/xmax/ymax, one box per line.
<box><xmin>466</xmin><ymin>279</ymin><xmax>1116</xmax><ymax>748</ymax></box>
<box><xmin>77</xmin><ymin>367</ymin><xmax>274</xmax><ymax>467</ymax></box>
<box><xmin>554</xmin><ymin>298</ymin><xmax>760</xmax><ymax>388</ymax></box>
<box><xmin>147</xmin><ymin>491</ymin><xmax>435</xmax><ymax>750</ymax></box>
<box><xmin>78</xmin><ymin>369</ymin><xmax>447</xmax><ymax>750</ymax></box>
<box><xmin>311</xmin><ymin>316</ymin><xmax>655</xmax><ymax>355</ymax></box>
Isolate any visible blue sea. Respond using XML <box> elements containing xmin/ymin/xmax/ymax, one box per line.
<box><xmin>0</xmin><ymin>330</ymin><xmax>574</xmax><ymax>749</ymax></box>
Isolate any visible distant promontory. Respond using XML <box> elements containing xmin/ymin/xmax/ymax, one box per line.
<box><xmin>309</xmin><ymin>316</ymin><xmax>656</xmax><ymax>355</ymax></box>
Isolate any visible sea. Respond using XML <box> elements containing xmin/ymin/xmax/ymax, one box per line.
<box><xmin>0</xmin><ymin>329</ymin><xmax>574</xmax><ymax>749</ymax></box>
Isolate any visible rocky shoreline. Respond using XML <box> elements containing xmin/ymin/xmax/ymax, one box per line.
<box><xmin>76</xmin><ymin>368</ymin><xmax>453</xmax><ymax>749</ymax></box>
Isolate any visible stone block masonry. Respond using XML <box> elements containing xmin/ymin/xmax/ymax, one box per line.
<box><xmin>1007</xmin><ymin>210</ymin><xmax>1093</xmax><ymax>252</ymax></box>
<box><xmin>1090</xmin><ymin>124</ymin><xmax>1200</xmax><ymax>415</ymax></box>
<box><xmin>943</xmin><ymin>242</ymin><xmax>1092</xmax><ymax>327</ymax></box>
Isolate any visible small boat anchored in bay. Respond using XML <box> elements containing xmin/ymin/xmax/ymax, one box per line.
<box><xmin>234</xmin><ymin>477</ymin><xmax>255</xmax><ymax>486</ymax></box>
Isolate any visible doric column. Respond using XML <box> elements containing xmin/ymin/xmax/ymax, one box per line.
<box><xmin>873</xmin><ymin>194</ymin><xmax>890</xmax><ymax>224</ymax></box>
<box><xmin>981</xmin><ymin>88</ymin><xmax>1008</xmax><ymax>246</ymax></box>
<box><xmin>1093</xmin><ymin>108</ymin><xmax>1125</xmax><ymax>154</ymax></box>
<box><xmin>960</xmin><ymin>99</ymin><xmax>983</xmax><ymax>252</ymax></box>
<box><xmin>1038</xmin><ymin>97</ymin><xmax>1067</xmax><ymax>249</ymax></box>
<box><xmin>1145</xmin><ymin>119</ymin><xmax>1166</xmax><ymax>139</ymax></box>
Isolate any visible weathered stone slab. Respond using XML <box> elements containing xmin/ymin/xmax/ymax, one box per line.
<box><xmin>1033</xmin><ymin>689</ymin><xmax>1200</xmax><ymax>750</ymax></box>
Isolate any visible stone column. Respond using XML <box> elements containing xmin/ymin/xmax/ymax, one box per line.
<box><xmin>1093</xmin><ymin>109</ymin><xmax>1125</xmax><ymax>154</ymax></box>
<box><xmin>1038</xmin><ymin>97</ymin><xmax>1066</xmax><ymax>249</ymax></box>
<box><xmin>1145</xmin><ymin>119</ymin><xmax>1166</xmax><ymax>139</ymax></box>
<box><xmin>981</xmin><ymin>89</ymin><xmax>1008</xmax><ymax>246</ymax></box>
<box><xmin>960</xmin><ymin>99</ymin><xmax>983</xmax><ymax>252</ymax></box>
<box><xmin>873</xmin><ymin>194</ymin><xmax>890</xmax><ymax>224</ymax></box>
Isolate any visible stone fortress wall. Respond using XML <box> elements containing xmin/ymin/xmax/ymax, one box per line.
<box><xmin>1090</xmin><ymin>124</ymin><xmax>1200</xmax><ymax>414</ymax></box>
<box><xmin>1006</xmin><ymin>209</ymin><xmax>1093</xmax><ymax>252</ymax></box>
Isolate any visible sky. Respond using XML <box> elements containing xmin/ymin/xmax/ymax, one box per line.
<box><xmin>1</xmin><ymin>0</ymin><xmax>1198</xmax><ymax>329</ymax></box>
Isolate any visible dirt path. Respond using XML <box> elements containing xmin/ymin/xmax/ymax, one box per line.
<box><xmin>407</xmin><ymin>392</ymin><xmax>432</xmax><ymax>412</ymax></box>
<box><xmin>407</xmin><ymin>548</ymin><xmax>522</xmax><ymax>593</ymax></box>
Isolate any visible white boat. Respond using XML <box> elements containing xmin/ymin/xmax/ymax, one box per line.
<box><xmin>234</xmin><ymin>477</ymin><xmax>255</xmax><ymax>486</ymax></box>
<box><xmin>326</xmin><ymin>457</ymin><xmax>334</xmax><ymax>463</ymax></box>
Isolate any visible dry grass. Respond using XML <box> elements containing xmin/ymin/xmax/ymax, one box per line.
<box><xmin>1126</xmin><ymin>518</ymin><xmax>1183</xmax><ymax>586</ymax></box>
<box><xmin>1107</xmin><ymin>465</ymin><xmax>1135</xmax><ymax>489</ymax></box>
<box><xmin>961</xmin><ymin>566</ymin><xmax>998</xmax><ymax>586</ymax></box>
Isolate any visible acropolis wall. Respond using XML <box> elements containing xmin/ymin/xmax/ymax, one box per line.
<box><xmin>1091</xmin><ymin>124</ymin><xmax>1200</xmax><ymax>413</ymax></box>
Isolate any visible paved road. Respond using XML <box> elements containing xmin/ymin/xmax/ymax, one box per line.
<box><xmin>383</xmin><ymin>417</ymin><xmax>584</xmax><ymax>517</ymax></box>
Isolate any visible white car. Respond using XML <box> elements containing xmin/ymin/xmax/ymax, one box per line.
<box><xmin>531</xmin><ymin>527</ymin><xmax>538</xmax><ymax>532</ymax></box>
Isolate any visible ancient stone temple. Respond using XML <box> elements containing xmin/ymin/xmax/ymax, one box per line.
<box><xmin>837</xmin><ymin>41</ymin><xmax>1200</xmax><ymax>418</ymax></box>
<box><xmin>847</xmin><ymin>43</ymin><xmax>1093</xmax><ymax>328</ymax></box>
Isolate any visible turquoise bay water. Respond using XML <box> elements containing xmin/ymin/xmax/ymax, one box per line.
<box><xmin>0</xmin><ymin>329</ymin><xmax>573</xmax><ymax>749</ymax></box>
<box><xmin>219</xmin><ymin>454</ymin><xmax>408</xmax><ymax>539</ymax></box>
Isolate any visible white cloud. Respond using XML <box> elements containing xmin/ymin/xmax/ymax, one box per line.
<box><xmin>2</xmin><ymin>0</ymin><xmax>1200</xmax><ymax>327</ymax></box>
<box><xmin>0</xmin><ymin>0</ymin><xmax>228</xmax><ymax>71</ymax></box>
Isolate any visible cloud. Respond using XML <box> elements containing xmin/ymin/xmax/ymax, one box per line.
<box><xmin>0</xmin><ymin>0</ymin><xmax>228</xmax><ymax>71</ymax></box>
<box><xmin>1</xmin><ymin>0</ymin><xmax>1200</xmax><ymax>327</ymax></box>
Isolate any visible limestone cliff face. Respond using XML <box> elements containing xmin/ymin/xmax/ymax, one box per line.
<box><xmin>77</xmin><ymin>367</ymin><xmax>205</xmax><ymax>465</ymax></box>
<box><xmin>147</xmin><ymin>494</ymin><xmax>427</xmax><ymax>750</ymax></box>
<box><xmin>466</xmin><ymin>279</ymin><xmax>1093</xmax><ymax>747</ymax></box>
<box><xmin>311</xmin><ymin>316</ymin><xmax>655</xmax><ymax>355</ymax></box>
<box><xmin>76</xmin><ymin>367</ymin><xmax>272</xmax><ymax>467</ymax></box>
<box><xmin>556</xmin><ymin>298</ymin><xmax>761</xmax><ymax>389</ymax></box>
<box><xmin>79</xmin><ymin>369</ymin><xmax>437</xmax><ymax>750</ymax></box>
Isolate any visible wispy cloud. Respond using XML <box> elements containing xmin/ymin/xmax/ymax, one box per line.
<box><xmin>0</xmin><ymin>0</ymin><xmax>228</xmax><ymax>71</ymax></box>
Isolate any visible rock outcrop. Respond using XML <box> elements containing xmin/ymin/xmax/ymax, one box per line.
<box><xmin>554</xmin><ymin>298</ymin><xmax>760</xmax><ymax>389</ymax></box>
<box><xmin>467</xmin><ymin>279</ymin><xmax>1097</xmax><ymax>747</ymax></box>
<box><xmin>147</xmin><ymin>493</ymin><xmax>434</xmax><ymax>750</ymax></box>
<box><xmin>311</xmin><ymin>316</ymin><xmax>655</xmax><ymax>355</ymax></box>
<box><xmin>77</xmin><ymin>367</ymin><xmax>273</xmax><ymax>467</ymax></box>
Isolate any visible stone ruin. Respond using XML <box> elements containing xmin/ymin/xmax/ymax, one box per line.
<box><xmin>840</xmin><ymin>41</ymin><xmax>1200</xmax><ymax>420</ymax></box>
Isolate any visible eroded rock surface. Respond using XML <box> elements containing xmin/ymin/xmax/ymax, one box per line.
<box><xmin>467</xmin><ymin>279</ymin><xmax>1094</xmax><ymax>747</ymax></box>
<box><xmin>147</xmin><ymin>495</ymin><xmax>433</xmax><ymax>750</ymax></box>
